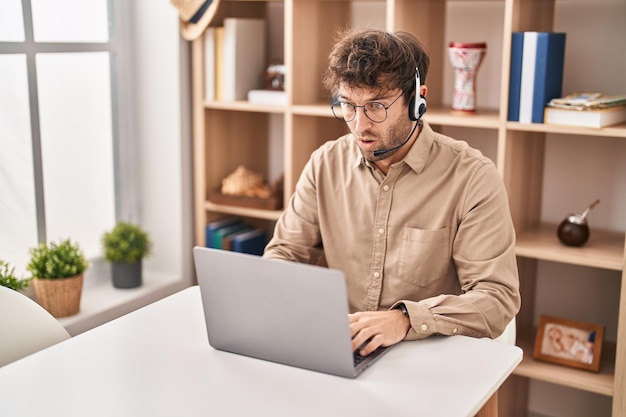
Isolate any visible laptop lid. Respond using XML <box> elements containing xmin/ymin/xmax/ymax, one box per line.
<box><xmin>192</xmin><ymin>246</ymin><xmax>389</xmax><ymax>378</ymax></box>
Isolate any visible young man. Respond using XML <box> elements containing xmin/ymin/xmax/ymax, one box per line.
<box><xmin>263</xmin><ymin>29</ymin><xmax>520</xmax><ymax>356</ymax></box>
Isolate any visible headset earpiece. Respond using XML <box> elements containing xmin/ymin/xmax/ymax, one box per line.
<box><xmin>410</xmin><ymin>67</ymin><xmax>427</xmax><ymax>121</ymax></box>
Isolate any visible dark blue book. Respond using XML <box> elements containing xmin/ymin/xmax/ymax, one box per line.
<box><xmin>507</xmin><ymin>32</ymin><xmax>524</xmax><ymax>121</ymax></box>
<box><xmin>230</xmin><ymin>229</ymin><xmax>267</xmax><ymax>256</ymax></box>
<box><xmin>222</xmin><ymin>226</ymin><xmax>255</xmax><ymax>251</ymax></box>
<box><xmin>531</xmin><ymin>32</ymin><xmax>566</xmax><ymax>123</ymax></box>
<box><xmin>205</xmin><ymin>217</ymin><xmax>241</xmax><ymax>248</ymax></box>
<box><xmin>518</xmin><ymin>32</ymin><xmax>566</xmax><ymax>123</ymax></box>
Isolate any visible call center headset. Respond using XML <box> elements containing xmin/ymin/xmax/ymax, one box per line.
<box><xmin>409</xmin><ymin>67</ymin><xmax>427</xmax><ymax>121</ymax></box>
<box><xmin>372</xmin><ymin>67</ymin><xmax>427</xmax><ymax>157</ymax></box>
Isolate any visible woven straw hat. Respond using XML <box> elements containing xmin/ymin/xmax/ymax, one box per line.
<box><xmin>170</xmin><ymin>0</ymin><xmax>222</xmax><ymax>41</ymax></box>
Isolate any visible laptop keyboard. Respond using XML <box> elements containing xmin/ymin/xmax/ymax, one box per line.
<box><xmin>354</xmin><ymin>345</ymin><xmax>386</xmax><ymax>367</ymax></box>
<box><xmin>353</xmin><ymin>351</ymin><xmax>367</xmax><ymax>367</ymax></box>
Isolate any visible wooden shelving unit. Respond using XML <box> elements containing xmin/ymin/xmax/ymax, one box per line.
<box><xmin>189</xmin><ymin>1</ymin><xmax>625</xmax><ymax>416</ymax></box>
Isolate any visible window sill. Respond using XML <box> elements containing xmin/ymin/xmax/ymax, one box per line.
<box><xmin>56</xmin><ymin>270</ymin><xmax>190</xmax><ymax>335</ymax></box>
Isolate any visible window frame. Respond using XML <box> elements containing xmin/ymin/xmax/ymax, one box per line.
<box><xmin>0</xmin><ymin>0</ymin><xmax>137</xmax><ymax>252</ymax></box>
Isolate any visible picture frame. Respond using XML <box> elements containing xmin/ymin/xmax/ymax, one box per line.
<box><xmin>533</xmin><ymin>315</ymin><xmax>604</xmax><ymax>372</ymax></box>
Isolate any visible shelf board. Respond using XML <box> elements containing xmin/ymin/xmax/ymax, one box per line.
<box><xmin>205</xmin><ymin>200</ymin><xmax>283</xmax><ymax>221</ymax></box>
<box><xmin>204</xmin><ymin>100</ymin><xmax>286</xmax><ymax>114</ymax></box>
<box><xmin>507</xmin><ymin>121</ymin><xmax>626</xmax><ymax>139</ymax></box>
<box><xmin>290</xmin><ymin>103</ymin><xmax>501</xmax><ymax>128</ymax></box>
<box><xmin>206</xmin><ymin>101</ymin><xmax>501</xmax><ymax>129</ymax></box>
<box><xmin>516</xmin><ymin>223</ymin><xmax>625</xmax><ymax>271</ymax></box>
<box><xmin>292</xmin><ymin>104</ymin><xmax>335</xmax><ymax>117</ymax></box>
<box><xmin>514</xmin><ymin>330</ymin><xmax>615</xmax><ymax>397</ymax></box>
<box><xmin>425</xmin><ymin>107</ymin><xmax>500</xmax><ymax>129</ymax></box>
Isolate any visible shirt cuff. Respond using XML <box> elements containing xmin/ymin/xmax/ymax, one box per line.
<box><xmin>392</xmin><ymin>301</ymin><xmax>438</xmax><ymax>340</ymax></box>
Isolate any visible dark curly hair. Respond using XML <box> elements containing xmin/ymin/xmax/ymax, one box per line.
<box><xmin>322</xmin><ymin>29</ymin><xmax>429</xmax><ymax>104</ymax></box>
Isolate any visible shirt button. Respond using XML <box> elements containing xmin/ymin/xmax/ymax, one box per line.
<box><xmin>373</xmin><ymin>272</ymin><xmax>380</xmax><ymax>278</ymax></box>
<box><xmin>378</xmin><ymin>228</ymin><xmax>385</xmax><ymax>235</ymax></box>
<box><xmin>383</xmin><ymin>185</ymin><xmax>390</xmax><ymax>191</ymax></box>
<box><xmin>452</xmin><ymin>328</ymin><xmax>458</xmax><ymax>334</ymax></box>
<box><xmin>420</xmin><ymin>324</ymin><xmax>428</xmax><ymax>331</ymax></box>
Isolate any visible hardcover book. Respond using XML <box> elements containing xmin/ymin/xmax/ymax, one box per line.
<box><xmin>213</xmin><ymin>222</ymin><xmax>252</xmax><ymax>249</ymax></box>
<box><xmin>214</xmin><ymin>26</ymin><xmax>225</xmax><ymax>100</ymax></box>
<box><xmin>222</xmin><ymin>227</ymin><xmax>255</xmax><ymax>251</ymax></box>
<box><xmin>544</xmin><ymin>105</ymin><xmax>626</xmax><ymax>128</ymax></box>
<box><xmin>205</xmin><ymin>217</ymin><xmax>241</xmax><ymax>248</ymax></box>
<box><xmin>203</xmin><ymin>27</ymin><xmax>216</xmax><ymax>101</ymax></box>
<box><xmin>508</xmin><ymin>32</ymin><xmax>566</xmax><ymax>123</ymax></box>
<box><xmin>222</xmin><ymin>18</ymin><xmax>266</xmax><ymax>101</ymax></box>
<box><xmin>548</xmin><ymin>92</ymin><xmax>626</xmax><ymax>110</ymax></box>
<box><xmin>507</xmin><ymin>32</ymin><xmax>524</xmax><ymax>122</ymax></box>
<box><xmin>247</xmin><ymin>89</ymin><xmax>288</xmax><ymax>106</ymax></box>
<box><xmin>230</xmin><ymin>228</ymin><xmax>267</xmax><ymax>256</ymax></box>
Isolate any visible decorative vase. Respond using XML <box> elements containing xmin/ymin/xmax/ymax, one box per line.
<box><xmin>33</xmin><ymin>273</ymin><xmax>83</xmax><ymax>318</ymax></box>
<box><xmin>112</xmin><ymin>261</ymin><xmax>142</xmax><ymax>289</ymax></box>
<box><xmin>448</xmin><ymin>42</ymin><xmax>487</xmax><ymax>113</ymax></box>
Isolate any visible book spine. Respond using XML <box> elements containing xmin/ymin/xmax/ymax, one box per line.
<box><xmin>222</xmin><ymin>18</ymin><xmax>266</xmax><ymax>101</ymax></box>
<box><xmin>518</xmin><ymin>32</ymin><xmax>538</xmax><ymax>123</ymax></box>
<box><xmin>231</xmin><ymin>229</ymin><xmax>267</xmax><ymax>256</ymax></box>
<box><xmin>205</xmin><ymin>217</ymin><xmax>240</xmax><ymax>248</ymax></box>
<box><xmin>214</xmin><ymin>26</ymin><xmax>224</xmax><ymax>101</ymax></box>
<box><xmin>203</xmin><ymin>27</ymin><xmax>216</xmax><ymax>101</ymax></box>
<box><xmin>214</xmin><ymin>223</ymin><xmax>250</xmax><ymax>249</ymax></box>
<box><xmin>531</xmin><ymin>32</ymin><xmax>566</xmax><ymax>123</ymax></box>
<box><xmin>222</xmin><ymin>19</ymin><xmax>236</xmax><ymax>101</ymax></box>
<box><xmin>507</xmin><ymin>32</ymin><xmax>524</xmax><ymax>121</ymax></box>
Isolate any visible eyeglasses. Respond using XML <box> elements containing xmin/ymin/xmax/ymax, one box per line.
<box><xmin>330</xmin><ymin>93</ymin><xmax>404</xmax><ymax>123</ymax></box>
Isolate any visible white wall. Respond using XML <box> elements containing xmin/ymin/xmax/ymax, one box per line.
<box><xmin>130</xmin><ymin>1</ymin><xmax>194</xmax><ymax>284</ymax></box>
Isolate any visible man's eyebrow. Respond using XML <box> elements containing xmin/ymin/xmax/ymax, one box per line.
<box><xmin>337</xmin><ymin>93</ymin><xmax>395</xmax><ymax>102</ymax></box>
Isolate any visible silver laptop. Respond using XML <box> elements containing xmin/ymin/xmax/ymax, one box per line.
<box><xmin>192</xmin><ymin>246</ymin><xmax>391</xmax><ymax>378</ymax></box>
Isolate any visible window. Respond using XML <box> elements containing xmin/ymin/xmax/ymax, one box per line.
<box><xmin>0</xmin><ymin>0</ymin><xmax>133</xmax><ymax>273</ymax></box>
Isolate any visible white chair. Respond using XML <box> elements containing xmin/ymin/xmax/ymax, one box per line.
<box><xmin>0</xmin><ymin>285</ymin><xmax>71</xmax><ymax>367</ymax></box>
<box><xmin>494</xmin><ymin>317</ymin><xmax>517</xmax><ymax>345</ymax></box>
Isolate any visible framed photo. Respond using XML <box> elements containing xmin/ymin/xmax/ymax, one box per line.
<box><xmin>533</xmin><ymin>315</ymin><xmax>604</xmax><ymax>372</ymax></box>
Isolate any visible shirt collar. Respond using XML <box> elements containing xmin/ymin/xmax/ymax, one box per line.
<box><xmin>352</xmin><ymin>120</ymin><xmax>435</xmax><ymax>175</ymax></box>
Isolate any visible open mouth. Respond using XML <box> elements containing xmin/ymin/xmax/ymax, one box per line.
<box><xmin>357</xmin><ymin>137</ymin><xmax>376</xmax><ymax>150</ymax></box>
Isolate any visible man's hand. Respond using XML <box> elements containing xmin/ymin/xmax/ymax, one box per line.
<box><xmin>349</xmin><ymin>309</ymin><xmax>411</xmax><ymax>356</ymax></box>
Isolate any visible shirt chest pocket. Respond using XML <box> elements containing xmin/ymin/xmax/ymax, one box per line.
<box><xmin>398</xmin><ymin>227</ymin><xmax>451</xmax><ymax>287</ymax></box>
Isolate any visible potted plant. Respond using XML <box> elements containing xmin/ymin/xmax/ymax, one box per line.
<box><xmin>0</xmin><ymin>260</ymin><xmax>31</xmax><ymax>292</ymax></box>
<box><xmin>27</xmin><ymin>239</ymin><xmax>88</xmax><ymax>318</ymax></box>
<box><xmin>101</xmin><ymin>222</ymin><xmax>152</xmax><ymax>289</ymax></box>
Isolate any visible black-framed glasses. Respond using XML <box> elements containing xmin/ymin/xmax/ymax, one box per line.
<box><xmin>330</xmin><ymin>93</ymin><xmax>404</xmax><ymax>123</ymax></box>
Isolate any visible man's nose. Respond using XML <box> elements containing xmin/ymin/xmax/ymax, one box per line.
<box><xmin>352</xmin><ymin>107</ymin><xmax>374</xmax><ymax>130</ymax></box>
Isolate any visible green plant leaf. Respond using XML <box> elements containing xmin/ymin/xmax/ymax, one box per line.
<box><xmin>102</xmin><ymin>222</ymin><xmax>152</xmax><ymax>263</ymax></box>
<box><xmin>27</xmin><ymin>239</ymin><xmax>88</xmax><ymax>279</ymax></box>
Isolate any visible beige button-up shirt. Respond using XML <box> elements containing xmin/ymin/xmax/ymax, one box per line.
<box><xmin>264</xmin><ymin>121</ymin><xmax>520</xmax><ymax>340</ymax></box>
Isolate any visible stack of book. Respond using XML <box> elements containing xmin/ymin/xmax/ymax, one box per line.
<box><xmin>205</xmin><ymin>217</ymin><xmax>267</xmax><ymax>256</ymax></box>
<box><xmin>247</xmin><ymin>89</ymin><xmax>287</xmax><ymax>106</ymax></box>
<box><xmin>508</xmin><ymin>31</ymin><xmax>566</xmax><ymax>123</ymax></box>
<box><xmin>544</xmin><ymin>92</ymin><xmax>626</xmax><ymax>128</ymax></box>
<box><xmin>204</xmin><ymin>18</ymin><xmax>266</xmax><ymax>101</ymax></box>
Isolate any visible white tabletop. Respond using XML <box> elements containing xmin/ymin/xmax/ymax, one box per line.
<box><xmin>0</xmin><ymin>286</ymin><xmax>522</xmax><ymax>417</ymax></box>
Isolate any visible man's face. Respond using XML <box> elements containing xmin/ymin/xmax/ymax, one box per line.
<box><xmin>336</xmin><ymin>86</ymin><xmax>413</xmax><ymax>162</ymax></box>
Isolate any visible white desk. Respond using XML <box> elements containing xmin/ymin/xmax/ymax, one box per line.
<box><xmin>0</xmin><ymin>286</ymin><xmax>521</xmax><ymax>417</ymax></box>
